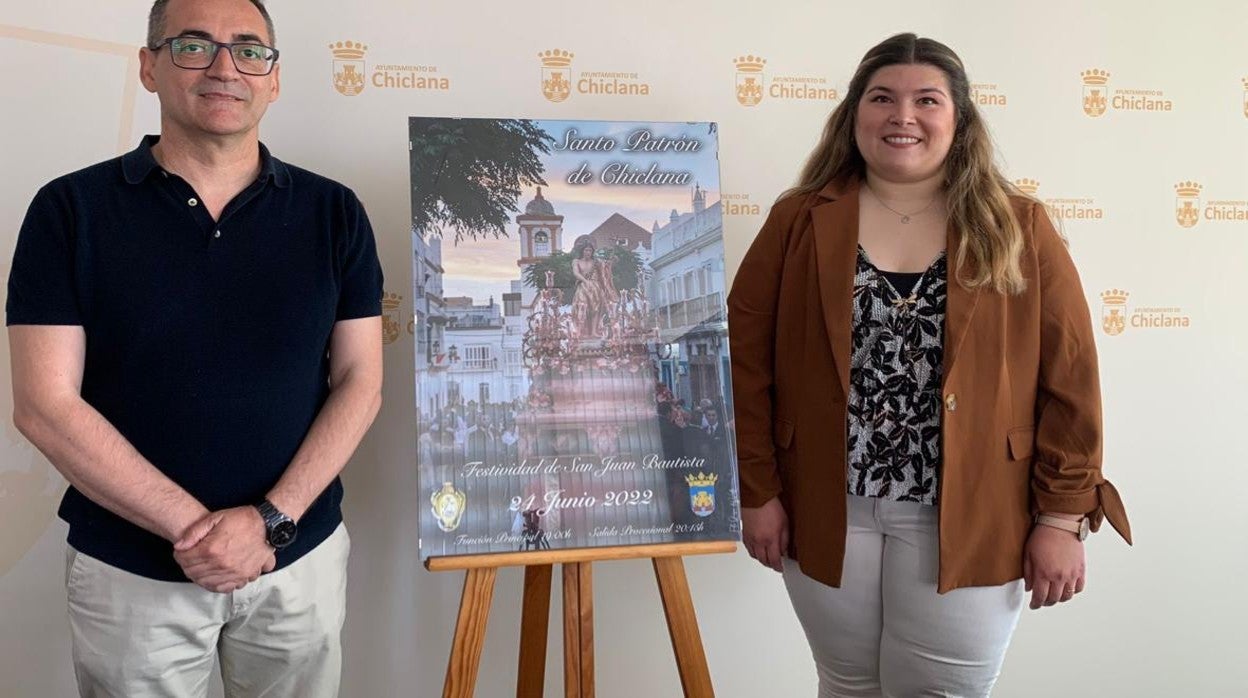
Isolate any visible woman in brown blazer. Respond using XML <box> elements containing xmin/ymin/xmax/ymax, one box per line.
<box><xmin>727</xmin><ymin>34</ymin><xmax>1131</xmax><ymax>696</ymax></box>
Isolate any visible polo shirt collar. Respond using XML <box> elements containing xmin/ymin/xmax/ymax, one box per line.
<box><xmin>121</xmin><ymin>134</ymin><xmax>290</xmax><ymax>189</ymax></box>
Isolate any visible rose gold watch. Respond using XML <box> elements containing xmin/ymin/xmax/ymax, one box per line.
<box><xmin>1035</xmin><ymin>514</ymin><xmax>1090</xmax><ymax>541</ymax></box>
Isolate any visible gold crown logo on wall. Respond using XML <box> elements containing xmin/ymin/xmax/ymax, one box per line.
<box><xmin>330</xmin><ymin>41</ymin><xmax>367</xmax><ymax>60</ymax></box>
<box><xmin>1174</xmin><ymin>181</ymin><xmax>1202</xmax><ymax>197</ymax></box>
<box><xmin>1081</xmin><ymin>69</ymin><xmax>1110</xmax><ymax>86</ymax></box>
<box><xmin>1100</xmin><ymin>289</ymin><xmax>1129</xmax><ymax>306</ymax></box>
<box><xmin>733</xmin><ymin>55</ymin><xmax>766</xmax><ymax>73</ymax></box>
<box><xmin>1080</xmin><ymin>69</ymin><xmax>1110</xmax><ymax>117</ymax></box>
<box><xmin>381</xmin><ymin>291</ymin><xmax>402</xmax><ymax>345</ymax></box>
<box><xmin>330</xmin><ymin>41</ymin><xmax>368</xmax><ymax>97</ymax></box>
<box><xmin>734</xmin><ymin>55</ymin><xmax>766</xmax><ymax>107</ymax></box>
<box><xmin>1014</xmin><ymin>178</ymin><xmax>1040</xmax><ymax>195</ymax></box>
<box><xmin>1173</xmin><ymin>181</ymin><xmax>1202</xmax><ymax>229</ymax></box>
<box><xmin>1100</xmin><ymin>289</ymin><xmax>1128</xmax><ymax>336</ymax></box>
<box><xmin>539</xmin><ymin>49</ymin><xmax>574</xmax><ymax>103</ymax></box>
<box><xmin>539</xmin><ymin>49</ymin><xmax>574</xmax><ymax>68</ymax></box>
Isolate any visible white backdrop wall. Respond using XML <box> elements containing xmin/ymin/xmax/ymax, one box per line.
<box><xmin>2</xmin><ymin>1</ymin><xmax>1246</xmax><ymax>696</ymax></box>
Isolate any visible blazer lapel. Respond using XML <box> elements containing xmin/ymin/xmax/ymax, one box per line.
<box><xmin>942</xmin><ymin>222</ymin><xmax>980</xmax><ymax>389</ymax></box>
<box><xmin>810</xmin><ymin>183</ymin><xmax>860</xmax><ymax>398</ymax></box>
<box><xmin>809</xmin><ymin>182</ymin><xmax>979</xmax><ymax>394</ymax></box>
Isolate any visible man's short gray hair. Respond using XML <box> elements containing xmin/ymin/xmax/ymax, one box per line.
<box><xmin>146</xmin><ymin>0</ymin><xmax>276</xmax><ymax>49</ymax></box>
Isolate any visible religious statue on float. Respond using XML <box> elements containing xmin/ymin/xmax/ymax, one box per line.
<box><xmin>569</xmin><ymin>241</ymin><xmax>618</xmax><ymax>340</ymax></box>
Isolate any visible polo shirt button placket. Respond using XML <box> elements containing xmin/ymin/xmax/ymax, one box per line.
<box><xmin>188</xmin><ymin>197</ymin><xmax>198</xmax><ymax>207</ymax></box>
<box><xmin>214</xmin><ymin>229</ymin><xmax>222</xmax><ymax>239</ymax></box>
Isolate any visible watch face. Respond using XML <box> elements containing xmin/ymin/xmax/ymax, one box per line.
<box><xmin>269</xmin><ymin>520</ymin><xmax>298</xmax><ymax>549</ymax></box>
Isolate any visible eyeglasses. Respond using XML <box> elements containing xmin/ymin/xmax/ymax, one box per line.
<box><xmin>151</xmin><ymin>37</ymin><xmax>279</xmax><ymax>76</ymax></box>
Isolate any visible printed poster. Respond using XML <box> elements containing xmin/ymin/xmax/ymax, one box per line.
<box><xmin>411</xmin><ymin>118</ymin><xmax>739</xmax><ymax>560</ymax></box>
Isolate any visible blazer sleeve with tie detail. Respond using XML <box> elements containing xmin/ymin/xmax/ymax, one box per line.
<box><xmin>1028</xmin><ymin>202</ymin><xmax>1132</xmax><ymax>543</ymax></box>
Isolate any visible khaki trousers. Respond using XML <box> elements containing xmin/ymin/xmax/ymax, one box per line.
<box><xmin>783</xmin><ymin>497</ymin><xmax>1024</xmax><ymax>697</ymax></box>
<box><xmin>65</xmin><ymin>524</ymin><xmax>350</xmax><ymax>698</ymax></box>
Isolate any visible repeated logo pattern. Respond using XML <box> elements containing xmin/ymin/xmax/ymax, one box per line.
<box><xmin>1174</xmin><ymin>181</ymin><xmax>1202</xmax><ymax>229</ymax></box>
<box><xmin>1081</xmin><ymin>69</ymin><xmax>1109</xmax><ymax>117</ymax></box>
<box><xmin>330</xmin><ymin>41</ymin><xmax>368</xmax><ymax>97</ymax></box>
<box><xmin>1080</xmin><ymin>67</ymin><xmax>1172</xmax><ymax>116</ymax></box>
<box><xmin>330</xmin><ymin>40</ymin><xmax>450</xmax><ymax>95</ymax></box>
<box><xmin>732</xmin><ymin>54</ymin><xmax>836</xmax><ymax>106</ymax></box>
<box><xmin>733</xmin><ymin>55</ymin><xmax>765</xmax><ymax>107</ymax></box>
<box><xmin>539</xmin><ymin>49</ymin><xmax>573</xmax><ymax>103</ymax></box>
<box><xmin>1099</xmin><ymin>288</ymin><xmax>1191</xmax><ymax>335</ymax></box>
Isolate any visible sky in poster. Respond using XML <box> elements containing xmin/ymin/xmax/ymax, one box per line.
<box><xmin>435</xmin><ymin>119</ymin><xmax>722</xmax><ymax>304</ymax></box>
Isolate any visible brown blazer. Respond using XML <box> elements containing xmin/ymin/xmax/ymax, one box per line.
<box><xmin>727</xmin><ymin>181</ymin><xmax>1131</xmax><ymax>592</ymax></box>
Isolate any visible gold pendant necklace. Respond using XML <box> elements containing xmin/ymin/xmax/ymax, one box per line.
<box><xmin>865</xmin><ymin>184</ymin><xmax>936</xmax><ymax>224</ymax></box>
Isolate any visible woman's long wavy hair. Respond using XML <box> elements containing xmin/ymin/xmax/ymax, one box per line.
<box><xmin>784</xmin><ymin>33</ymin><xmax>1031</xmax><ymax>294</ymax></box>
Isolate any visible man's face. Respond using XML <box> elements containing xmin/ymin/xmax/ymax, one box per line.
<box><xmin>139</xmin><ymin>0</ymin><xmax>280</xmax><ymax>142</ymax></box>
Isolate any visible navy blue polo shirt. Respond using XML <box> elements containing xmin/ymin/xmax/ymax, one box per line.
<box><xmin>6</xmin><ymin>136</ymin><xmax>383</xmax><ymax>581</ymax></box>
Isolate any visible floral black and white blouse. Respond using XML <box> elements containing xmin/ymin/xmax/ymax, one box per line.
<box><xmin>847</xmin><ymin>245</ymin><xmax>947</xmax><ymax>505</ymax></box>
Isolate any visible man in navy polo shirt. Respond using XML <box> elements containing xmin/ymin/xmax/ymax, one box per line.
<box><xmin>6</xmin><ymin>0</ymin><xmax>382</xmax><ymax>695</ymax></box>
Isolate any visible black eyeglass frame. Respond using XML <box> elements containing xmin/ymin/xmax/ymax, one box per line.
<box><xmin>150</xmin><ymin>36</ymin><xmax>280</xmax><ymax>76</ymax></box>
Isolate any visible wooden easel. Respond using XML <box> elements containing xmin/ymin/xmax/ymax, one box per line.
<box><xmin>430</xmin><ymin>541</ymin><xmax>735</xmax><ymax>697</ymax></box>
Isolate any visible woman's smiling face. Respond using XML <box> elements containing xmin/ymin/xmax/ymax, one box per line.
<box><xmin>854</xmin><ymin>63</ymin><xmax>956</xmax><ymax>184</ymax></box>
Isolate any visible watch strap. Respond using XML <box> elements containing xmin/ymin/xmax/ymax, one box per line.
<box><xmin>1035</xmin><ymin>513</ymin><xmax>1089</xmax><ymax>541</ymax></box>
<box><xmin>256</xmin><ymin>499</ymin><xmax>286</xmax><ymax>525</ymax></box>
<box><xmin>254</xmin><ymin>499</ymin><xmax>296</xmax><ymax>547</ymax></box>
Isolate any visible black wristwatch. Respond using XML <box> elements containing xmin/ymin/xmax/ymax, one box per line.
<box><xmin>255</xmin><ymin>499</ymin><xmax>298</xmax><ymax>549</ymax></box>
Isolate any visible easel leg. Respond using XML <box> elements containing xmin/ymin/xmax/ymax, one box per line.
<box><xmin>516</xmin><ymin>565</ymin><xmax>553</xmax><ymax>698</ymax></box>
<box><xmin>653</xmin><ymin>556</ymin><xmax>715</xmax><ymax>697</ymax></box>
<box><xmin>562</xmin><ymin>561</ymin><xmax>595</xmax><ymax>698</ymax></box>
<box><xmin>442</xmin><ymin>567</ymin><xmax>499</xmax><ymax>698</ymax></box>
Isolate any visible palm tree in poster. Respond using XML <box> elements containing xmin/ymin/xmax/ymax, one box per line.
<box><xmin>409</xmin><ymin>118</ymin><xmax>553</xmax><ymax>244</ymax></box>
